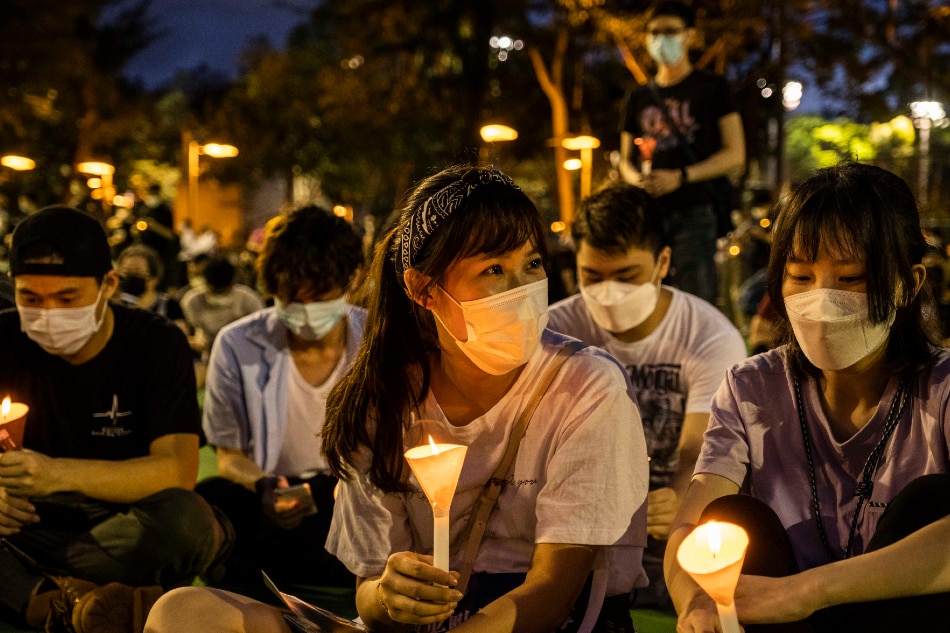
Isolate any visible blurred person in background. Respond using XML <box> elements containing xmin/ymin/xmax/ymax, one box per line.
<box><xmin>114</xmin><ymin>243</ymin><xmax>188</xmax><ymax>336</ymax></box>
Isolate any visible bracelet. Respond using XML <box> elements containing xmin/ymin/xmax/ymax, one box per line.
<box><xmin>680</xmin><ymin>165</ymin><xmax>689</xmax><ymax>183</ymax></box>
<box><xmin>376</xmin><ymin>580</ymin><xmax>391</xmax><ymax>618</ymax></box>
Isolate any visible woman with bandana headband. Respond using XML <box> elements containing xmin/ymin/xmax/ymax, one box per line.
<box><xmin>191</xmin><ymin>205</ymin><xmax>366</xmax><ymax>589</ymax></box>
<box><xmin>665</xmin><ymin>162</ymin><xmax>950</xmax><ymax>633</ymax></box>
<box><xmin>144</xmin><ymin>166</ymin><xmax>648</xmax><ymax>633</ymax></box>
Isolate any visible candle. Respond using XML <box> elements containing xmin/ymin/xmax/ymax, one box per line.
<box><xmin>676</xmin><ymin>521</ymin><xmax>749</xmax><ymax>633</ymax></box>
<box><xmin>0</xmin><ymin>396</ymin><xmax>29</xmax><ymax>451</ymax></box>
<box><xmin>404</xmin><ymin>435</ymin><xmax>468</xmax><ymax>572</ymax></box>
<box><xmin>635</xmin><ymin>137</ymin><xmax>657</xmax><ymax>176</ymax></box>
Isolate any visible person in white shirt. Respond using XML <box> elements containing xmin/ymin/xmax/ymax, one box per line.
<box><xmin>548</xmin><ymin>183</ymin><xmax>746</xmax><ymax>609</ymax></box>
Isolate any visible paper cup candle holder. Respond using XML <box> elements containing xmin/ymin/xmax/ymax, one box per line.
<box><xmin>404</xmin><ymin>436</ymin><xmax>468</xmax><ymax>571</ymax></box>
<box><xmin>676</xmin><ymin>520</ymin><xmax>749</xmax><ymax>633</ymax></box>
<box><xmin>0</xmin><ymin>396</ymin><xmax>28</xmax><ymax>452</ymax></box>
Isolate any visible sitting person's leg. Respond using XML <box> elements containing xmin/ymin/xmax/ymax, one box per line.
<box><xmin>812</xmin><ymin>473</ymin><xmax>950</xmax><ymax>633</ymax></box>
<box><xmin>144</xmin><ymin>587</ymin><xmax>291</xmax><ymax>633</ymax></box>
<box><xmin>699</xmin><ymin>494</ymin><xmax>814</xmax><ymax>633</ymax></box>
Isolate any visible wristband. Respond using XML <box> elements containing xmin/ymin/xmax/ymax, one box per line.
<box><xmin>254</xmin><ymin>475</ymin><xmax>280</xmax><ymax>497</ymax></box>
<box><xmin>680</xmin><ymin>165</ymin><xmax>689</xmax><ymax>183</ymax></box>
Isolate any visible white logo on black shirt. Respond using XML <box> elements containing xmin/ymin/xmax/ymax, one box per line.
<box><xmin>92</xmin><ymin>394</ymin><xmax>133</xmax><ymax>438</ymax></box>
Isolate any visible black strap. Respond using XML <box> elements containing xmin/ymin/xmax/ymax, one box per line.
<box><xmin>794</xmin><ymin>373</ymin><xmax>912</xmax><ymax>561</ymax></box>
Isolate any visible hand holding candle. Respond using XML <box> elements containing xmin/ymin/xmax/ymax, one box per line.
<box><xmin>404</xmin><ymin>435</ymin><xmax>467</xmax><ymax>572</ymax></box>
<box><xmin>676</xmin><ymin>521</ymin><xmax>749</xmax><ymax>633</ymax></box>
<box><xmin>0</xmin><ymin>396</ymin><xmax>29</xmax><ymax>452</ymax></box>
<box><xmin>635</xmin><ymin>137</ymin><xmax>657</xmax><ymax>176</ymax></box>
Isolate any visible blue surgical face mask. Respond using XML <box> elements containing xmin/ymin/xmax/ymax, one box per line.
<box><xmin>276</xmin><ymin>297</ymin><xmax>347</xmax><ymax>341</ymax></box>
<box><xmin>647</xmin><ymin>34</ymin><xmax>687</xmax><ymax>66</ymax></box>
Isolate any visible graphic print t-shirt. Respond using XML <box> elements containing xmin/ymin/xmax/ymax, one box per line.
<box><xmin>0</xmin><ymin>304</ymin><xmax>200</xmax><ymax>460</ymax></box>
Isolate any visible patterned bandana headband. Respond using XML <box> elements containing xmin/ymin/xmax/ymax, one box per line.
<box><xmin>395</xmin><ymin>168</ymin><xmax>519</xmax><ymax>275</ymax></box>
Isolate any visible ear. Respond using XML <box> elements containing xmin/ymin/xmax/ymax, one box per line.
<box><xmin>404</xmin><ymin>269</ymin><xmax>434</xmax><ymax>309</ymax></box>
<box><xmin>911</xmin><ymin>263</ymin><xmax>927</xmax><ymax>297</ymax></box>
<box><xmin>656</xmin><ymin>246</ymin><xmax>673</xmax><ymax>281</ymax></box>
<box><xmin>101</xmin><ymin>269</ymin><xmax>120</xmax><ymax>301</ymax></box>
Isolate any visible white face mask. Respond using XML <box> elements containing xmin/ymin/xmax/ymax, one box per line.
<box><xmin>276</xmin><ymin>297</ymin><xmax>347</xmax><ymax>341</ymax></box>
<box><xmin>647</xmin><ymin>34</ymin><xmax>687</xmax><ymax>66</ymax></box>
<box><xmin>785</xmin><ymin>289</ymin><xmax>894</xmax><ymax>371</ymax></box>
<box><xmin>433</xmin><ymin>278</ymin><xmax>549</xmax><ymax>376</ymax></box>
<box><xmin>580</xmin><ymin>268</ymin><xmax>660</xmax><ymax>333</ymax></box>
<box><xmin>19</xmin><ymin>286</ymin><xmax>107</xmax><ymax>356</ymax></box>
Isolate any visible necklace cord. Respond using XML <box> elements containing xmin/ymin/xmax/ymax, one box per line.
<box><xmin>794</xmin><ymin>373</ymin><xmax>911</xmax><ymax>561</ymax></box>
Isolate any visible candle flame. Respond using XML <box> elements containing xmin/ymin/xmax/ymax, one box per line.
<box><xmin>1</xmin><ymin>397</ymin><xmax>9</xmax><ymax>418</ymax></box>
<box><xmin>706</xmin><ymin>521</ymin><xmax>722</xmax><ymax>558</ymax></box>
<box><xmin>428</xmin><ymin>435</ymin><xmax>441</xmax><ymax>455</ymax></box>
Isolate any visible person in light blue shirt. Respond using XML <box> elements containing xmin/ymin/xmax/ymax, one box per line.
<box><xmin>196</xmin><ymin>205</ymin><xmax>366</xmax><ymax>587</ymax></box>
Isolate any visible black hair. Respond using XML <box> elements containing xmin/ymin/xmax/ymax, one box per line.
<box><xmin>324</xmin><ymin>165</ymin><xmax>547</xmax><ymax>492</ymax></box>
<box><xmin>117</xmin><ymin>243</ymin><xmax>164</xmax><ymax>282</ymax></box>
<box><xmin>647</xmin><ymin>0</ymin><xmax>696</xmax><ymax>28</ymax></box>
<box><xmin>571</xmin><ymin>183</ymin><xmax>668</xmax><ymax>256</ymax></box>
<box><xmin>766</xmin><ymin>161</ymin><xmax>939</xmax><ymax>378</ymax></box>
<box><xmin>256</xmin><ymin>205</ymin><xmax>364</xmax><ymax>302</ymax></box>
<box><xmin>202</xmin><ymin>255</ymin><xmax>236</xmax><ymax>291</ymax></box>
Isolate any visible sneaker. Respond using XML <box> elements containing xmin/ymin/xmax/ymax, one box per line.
<box><xmin>24</xmin><ymin>576</ymin><xmax>162</xmax><ymax>633</ymax></box>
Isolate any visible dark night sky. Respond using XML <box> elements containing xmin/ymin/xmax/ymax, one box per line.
<box><xmin>104</xmin><ymin>0</ymin><xmax>313</xmax><ymax>89</ymax></box>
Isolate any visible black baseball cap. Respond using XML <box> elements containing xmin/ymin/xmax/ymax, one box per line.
<box><xmin>9</xmin><ymin>206</ymin><xmax>114</xmax><ymax>278</ymax></box>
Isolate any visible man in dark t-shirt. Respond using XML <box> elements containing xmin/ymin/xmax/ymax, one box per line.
<box><xmin>0</xmin><ymin>206</ymin><xmax>227</xmax><ymax>632</ymax></box>
<box><xmin>619</xmin><ymin>0</ymin><xmax>745</xmax><ymax>304</ymax></box>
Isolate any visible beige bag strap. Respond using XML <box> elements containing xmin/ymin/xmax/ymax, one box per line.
<box><xmin>455</xmin><ymin>340</ymin><xmax>585</xmax><ymax>595</ymax></box>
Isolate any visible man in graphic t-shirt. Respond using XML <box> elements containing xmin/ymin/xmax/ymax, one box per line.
<box><xmin>548</xmin><ymin>184</ymin><xmax>746</xmax><ymax>610</ymax></box>
<box><xmin>619</xmin><ymin>0</ymin><xmax>745</xmax><ymax>304</ymax></box>
<box><xmin>0</xmin><ymin>206</ymin><xmax>228</xmax><ymax>632</ymax></box>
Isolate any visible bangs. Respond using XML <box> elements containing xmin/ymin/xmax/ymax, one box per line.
<box><xmin>784</xmin><ymin>183</ymin><xmax>884</xmax><ymax>262</ymax></box>
<box><xmin>436</xmin><ymin>184</ymin><xmax>547</xmax><ymax>265</ymax></box>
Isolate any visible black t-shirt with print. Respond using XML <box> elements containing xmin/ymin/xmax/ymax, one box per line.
<box><xmin>0</xmin><ymin>303</ymin><xmax>200</xmax><ymax>460</ymax></box>
<box><xmin>620</xmin><ymin>69</ymin><xmax>739</xmax><ymax>209</ymax></box>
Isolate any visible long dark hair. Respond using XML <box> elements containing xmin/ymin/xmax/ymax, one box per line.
<box><xmin>766</xmin><ymin>161</ymin><xmax>939</xmax><ymax>378</ymax></box>
<box><xmin>323</xmin><ymin>165</ymin><xmax>548</xmax><ymax>492</ymax></box>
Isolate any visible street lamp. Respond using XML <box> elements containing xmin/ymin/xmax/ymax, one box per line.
<box><xmin>910</xmin><ymin>101</ymin><xmax>947</xmax><ymax>207</ymax></box>
<box><xmin>561</xmin><ymin>135</ymin><xmax>601</xmax><ymax>199</ymax></box>
<box><xmin>77</xmin><ymin>161</ymin><xmax>116</xmax><ymax>212</ymax></box>
<box><xmin>479</xmin><ymin>124</ymin><xmax>518</xmax><ymax>165</ymax></box>
<box><xmin>1</xmin><ymin>155</ymin><xmax>35</xmax><ymax>171</ymax></box>
<box><xmin>187</xmin><ymin>140</ymin><xmax>239</xmax><ymax>219</ymax></box>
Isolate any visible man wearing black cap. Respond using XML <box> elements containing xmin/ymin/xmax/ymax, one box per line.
<box><xmin>0</xmin><ymin>206</ymin><xmax>228</xmax><ymax>633</ymax></box>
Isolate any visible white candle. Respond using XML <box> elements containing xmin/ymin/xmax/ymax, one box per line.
<box><xmin>405</xmin><ymin>436</ymin><xmax>468</xmax><ymax>572</ymax></box>
<box><xmin>641</xmin><ymin>159</ymin><xmax>652</xmax><ymax>176</ymax></box>
<box><xmin>433</xmin><ymin>510</ymin><xmax>450</xmax><ymax>572</ymax></box>
<box><xmin>676</xmin><ymin>521</ymin><xmax>749</xmax><ymax>633</ymax></box>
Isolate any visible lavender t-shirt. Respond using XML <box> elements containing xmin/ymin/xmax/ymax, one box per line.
<box><xmin>696</xmin><ymin>346</ymin><xmax>950</xmax><ymax>571</ymax></box>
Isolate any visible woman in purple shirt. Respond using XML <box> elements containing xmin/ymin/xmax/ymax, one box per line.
<box><xmin>666</xmin><ymin>162</ymin><xmax>950</xmax><ymax>632</ymax></box>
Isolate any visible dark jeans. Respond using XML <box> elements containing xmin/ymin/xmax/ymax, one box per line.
<box><xmin>665</xmin><ymin>202</ymin><xmax>718</xmax><ymax>305</ymax></box>
<box><xmin>195</xmin><ymin>475</ymin><xmax>353</xmax><ymax>587</ymax></box>
<box><xmin>700</xmin><ymin>474</ymin><xmax>950</xmax><ymax>633</ymax></box>
<box><xmin>0</xmin><ymin>488</ymin><xmax>219</xmax><ymax>614</ymax></box>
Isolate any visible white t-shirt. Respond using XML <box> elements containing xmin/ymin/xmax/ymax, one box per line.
<box><xmin>548</xmin><ymin>287</ymin><xmax>746</xmax><ymax>489</ymax></box>
<box><xmin>272</xmin><ymin>347</ymin><xmax>348</xmax><ymax>477</ymax></box>
<box><xmin>326</xmin><ymin>330</ymin><xmax>649</xmax><ymax>597</ymax></box>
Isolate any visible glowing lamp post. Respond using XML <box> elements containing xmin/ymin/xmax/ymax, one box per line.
<box><xmin>77</xmin><ymin>162</ymin><xmax>116</xmax><ymax>211</ymax></box>
<box><xmin>187</xmin><ymin>139</ymin><xmax>239</xmax><ymax>219</ymax></box>
<box><xmin>561</xmin><ymin>135</ymin><xmax>601</xmax><ymax>199</ymax></box>
<box><xmin>404</xmin><ymin>436</ymin><xmax>467</xmax><ymax>572</ymax></box>
<box><xmin>910</xmin><ymin>101</ymin><xmax>947</xmax><ymax>207</ymax></box>
<box><xmin>1</xmin><ymin>155</ymin><xmax>35</xmax><ymax>172</ymax></box>
<box><xmin>0</xmin><ymin>396</ymin><xmax>29</xmax><ymax>451</ymax></box>
<box><xmin>676</xmin><ymin>521</ymin><xmax>749</xmax><ymax>633</ymax></box>
<box><xmin>479</xmin><ymin>124</ymin><xmax>518</xmax><ymax>165</ymax></box>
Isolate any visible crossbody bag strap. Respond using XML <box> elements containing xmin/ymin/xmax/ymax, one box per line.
<box><xmin>455</xmin><ymin>340</ymin><xmax>585</xmax><ymax>595</ymax></box>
